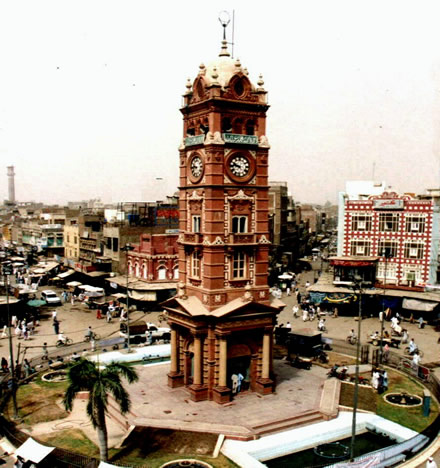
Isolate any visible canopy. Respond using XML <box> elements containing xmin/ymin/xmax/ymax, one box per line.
<box><xmin>129</xmin><ymin>290</ymin><xmax>157</xmax><ymax>301</ymax></box>
<box><xmin>15</xmin><ymin>437</ymin><xmax>54</xmax><ymax>463</ymax></box>
<box><xmin>66</xmin><ymin>281</ymin><xmax>82</xmax><ymax>287</ymax></box>
<box><xmin>27</xmin><ymin>299</ymin><xmax>46</xmax><ymax>307</ymax></box>
<box><xmin>402</xmin><ymin>298</ymin><xmax>439</xmax><ymax>312</ymax></box>
<box><xmin>58</xmin><ymin>269</ymin><xmax>75</xmax><ymax>279</ymax></box>
<box><xmin>278</xmin><ymin>273</ymin><xmax>293</xmax><ymax>280</ymax></box>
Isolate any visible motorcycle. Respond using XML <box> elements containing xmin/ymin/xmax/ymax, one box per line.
<box><xmin>327</xmin><ymin>364</ymin><xmax>349</xmax><ymax>380</ymax></box>
<box><xmin>56</xmin><ymin>337</ymin><xmax>73</xmax><ymax>347</ymax></box>
<box><xmin>289</xmin><ymin>355</ymin><xmax>312</xmax><ymax>370</ymax></box>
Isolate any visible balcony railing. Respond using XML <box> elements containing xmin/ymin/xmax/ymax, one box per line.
<box><xmin>183</xmin><ymin>233</ymin><xmax>204</xmax><ymax>244</ymax></box>
<box><xmin>228</xmin><ymin>233</ymin><xmax>256</xmax><ymax>244</ymax></box>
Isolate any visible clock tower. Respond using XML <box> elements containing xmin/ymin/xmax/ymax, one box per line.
<box><xmin>162</xmin><ymin>36</ymin><xmax>284</xmax><ymax>403</ymax></box>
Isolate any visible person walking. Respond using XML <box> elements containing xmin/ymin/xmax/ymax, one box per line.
<box><xmin>292</xmin><ymin>304</ymin><xmax>299</xmax><ymax>318</ymax></box>
<box><xmin>42</xmin><ymin>343</ymin><xmax>49</xmax><ymax>361</ymax></box>
<box><xmin>53</xmin><ymin>318</ymin><xmax>60</xmax><ymax>335</ymax></box>
<box><xmin>426</xmin><ymin>457</ymin><xmax>438</xmax><ymax>468</ymax></box>
<box><xmin>106</xmin><ymin>309</ymin><xmax>112</xmax><ymax>323</ymax></box>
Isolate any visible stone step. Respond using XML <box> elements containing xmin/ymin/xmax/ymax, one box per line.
<box><xmin>250</xmin><ymin>410</ymin><xmax>324</xmax><ymax>437</ymax></box>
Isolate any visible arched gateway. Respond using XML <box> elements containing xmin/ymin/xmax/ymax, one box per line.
<box><xmin>162</xmin><ymin>35</ymin><xmax>284</xmax><ymax>404</ymax></box>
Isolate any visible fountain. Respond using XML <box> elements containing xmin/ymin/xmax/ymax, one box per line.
<box><xmin>313</xmin><ymin>442</ymin><xmax>350</xmax><ymax>461</ymax></box>
<box><xmin>41</xmin><ymin>370</ymin><xmax>67</xmax><ymax>382</ymax></box>
<box><xmin>384</xmin><ymin>391</ymin><xmax>422</xmax><ymax>407</ymax></box>
<box><xmin>160</xmin><ymin>460</ymin><xmax>213</xmax><ymax>468</ymax></box>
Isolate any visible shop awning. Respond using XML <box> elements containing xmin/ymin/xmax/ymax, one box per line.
<box><xmin>15</xmin><ymin>437</ymin><xmax>55</xmax><ymax>463</ymax></box>
<box><xmin>402</xmin><ymin>298</ymin><xmax>439</xmax><ymax>312</ymax></box>
<box><xmin>58</xmin><ymin>269</ymin><xmax>75</xmax><ymax>279</ymax></box>
<box><xmin>66</xmin><ymin>281</ymin><xmax>82</xmax><ymax>287</ymax></box>
<box><xmin>129</xmin><ymin>290</ymin><xmax>157</xmax><ymax>301</ymax></box>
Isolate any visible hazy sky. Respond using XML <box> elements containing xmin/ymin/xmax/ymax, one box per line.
<box><xmin>1</xmin><ymin>0</ymin><xmax>440</xmax><ymax>205</ymax></box>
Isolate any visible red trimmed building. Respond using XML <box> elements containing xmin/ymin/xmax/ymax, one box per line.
<box><xmin>341</xmin><ymin>191</ymin><xmax>438</xmax><ymax>288</ymax></box>
<box><xmin>162</xmin><ymin>38</ymin><xmax>284</xmax><ymax>403</ymax></box>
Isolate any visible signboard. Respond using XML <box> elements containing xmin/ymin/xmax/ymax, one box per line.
<box><xmin>184</xmin><ymin>135</ymin><xmax>204</xmax><ymax>147</ymax></box>
<box><xmin>1</xmin><ymin>262</ymin><xmax>13</xmax><ymax>275</ymax></box>
<box><xmin>222</xmin><ymin>133</ymin><xmax>258</xmax><ymax>145</ymax></box>
<box><xmin>373</xmin><ymin>199</ymin><xmax>404</xmax><ymax>210</ymax></box>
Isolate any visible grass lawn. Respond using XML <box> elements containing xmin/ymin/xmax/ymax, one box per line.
<box><xmin>6</xmin><ymin>376</ymin><xmax>69</xmax><ymax>426</ymax></box>
<box><xmin>38</xmin><ymin>428</ymin><xmax>99</xmax><ymax>457</ymax></box>
<box><xmin>376</xmin><ymin>369</ymin><xmax>439</xmax><ymax>432</ymax></box>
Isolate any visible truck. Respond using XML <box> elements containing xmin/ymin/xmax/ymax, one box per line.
<box><xmin>119</xmin><ymin>321</ymin><xmax>171</xmax><ymax>344</ymax></box>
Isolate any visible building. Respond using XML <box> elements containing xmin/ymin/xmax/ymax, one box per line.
<box><xmin>162</xmin><ymin>36</ymin><xmax>284</xmax><ymax>403</ymax></box>
<box><xmin>340</xmin><ymin>189</ymin><xmax>439</xmax><ymax>288</ymax></box>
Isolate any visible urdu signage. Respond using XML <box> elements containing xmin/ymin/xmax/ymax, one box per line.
<box><xmin>373</xmin><ymin>199</ymin><xmax>404</xmax><ymax>210</ymax></box>
<box><xmin>222</xmin><ymin>133</ymin><xmax>258</xmax><ymax>145</ymax></box>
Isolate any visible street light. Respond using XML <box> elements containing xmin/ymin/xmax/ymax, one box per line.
<box><xmin>379</xmin><ymin>249</ymin><xmax>392</xmax><ymax>365</ymax></box>
<box><xmin>349</xmin><ymin>275</ymin><xmax>363</xmax><ymax>461</ymax></box>
<box><xmin>121</xmin><ymin>243</ymin><xmax>134</xmax><ymax>353</ymax></box>
<box><xmin>2</xmin><ymin>261</ymin><xmax>18</xmax><ymax>418</ymax></box>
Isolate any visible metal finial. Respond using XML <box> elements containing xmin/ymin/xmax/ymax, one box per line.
<box><xmin>218</xmin><ymin>11</ymin><xmax>230</xmax><ymax>41</ymax></box>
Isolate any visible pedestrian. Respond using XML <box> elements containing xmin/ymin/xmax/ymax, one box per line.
<box><xmin>302</xmin><ymin>308</ymin><xmax>309</xmax><ymax>322</ymax></box>
<box><xmin>379</xmin><ymin>310</ymin><xmax>383</xmax><ymax>323</ymax></box>
<box><xmin>85</xmin><ymin>326</ymin><xmax>93</xmax><ymax>341</ymax></box>
<box><xmin>146</xmin><ymin>330</ymin><xmax>153</xmax><ymax>345</ymax></box>
<box><xmin>23</xmin><ymin>359</ymin><xmax>32</xmax><ymax>378</ymax></box>
<box><xmin>237</xmin><ymin>372</ymin><xmax>244</xmax><ymax>393</ymax></box>
<box><xmin>42</xmin><ymin>342</ymin><xmax>48</xmax><ymax>360</ymax></box>
<box><xmin>412</xmin><ymin>352</ymin><xmax>421</xmax><ymax>370</ymax></box>
<box><xmin>418</xmin><ymin>316</ymin><xmax>424</xmax><ymax>329</ymax></box>
<box><xmin>231</xmin><ymin>373</ymin><xmax>238</xmax><ymax>394</ymax></box>
<box><xmin>426</xmin><ymin>457</ymin><xmax>438</xmax><ymax>468</ymax></box>
<box><xmin>382</xmin><ymin>369</ymin><xmax>388</xmax><ymax>390</ymax></box>
<box><xmin>383</xmin><ymin>343</ymin><xmax>390</xmax><ymax>363</ymax></box>
<box><xmin>53</xmin><ymin>318</ymin><xmax>60</xmax><ymax>335</ymax></box>
<box><xmin>1</xmin><ymin>325</ymin><xmax>7</xmax><ymax>339</ymax></box>
<box><xmin>71</xmin><ymin>295</ymin><xmax>75</xmax><ymax>305</ymax></box>
<box><xmin>1</xmin><ymin>357</ymin><xmax>8</xmax><ymax>373</ymax></box>
<box><xmin>106</xmin><ymin>309</ymin><xmax>112</xmax><ymax>323</ymax></box>
<box><xmin>372</xmin><ymin>368</ymin><xmax>380</xmax><ymax>390</ymax></box>
<box><xmin>333</xmin><ymin>307</ymin><xmax>338</xmax><ymax>318</ymax></box>
<box><xmin>11</xmin><ymin>315</ymin><xmax>17</xmax><ymax>328</ymax></box>
<box><xmin>285</xmin><ymin>322</ymin><xmax>291</xmax><ymax>329</ymax></box>
<box><xmin>286</xmin><ymin>286</ymin><xmax>291</xmax><ymax>296</ymax></box>
<box><xmin>305</xmin><ymin>280</ymin><xmax>311</xmax><ymax>288</ymax></box>
<box><xmin>292</xmin><ymin>304</ymin><xmax>299</xmax><ymax>318</ymax></box>
<box><xmin>52</xmin><ymin>310</ymin><xmax>57</xmax><ymax>320</ymax></box>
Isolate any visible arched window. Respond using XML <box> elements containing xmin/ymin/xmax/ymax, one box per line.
<box><xmin>158</xmin><ymin>266</ymin><xmax>167</xmax><ymax>280</ymax></box>
<box><xmin>135</xmin><ymin>262</ymin><xmax>140</xmax><ymax>278</ymax></box>
<box><xmin>232</xmin><ymin>216</ymin><xmax>248</xmax><ymax>233</ymax></box>
<box><xmin>173</xmin><ymin>267</ymin><xmax>179</xmax><ymax>279</ymax></box>
<box><xmin>222</xmin><ymin>117</ymin><xmax>232</xmax><ymax>134</ymax></box>
<box><xmin>246</xmin><ymin>120</ymin><xmax>255</xmax><ymax>135</ymax></box>
<box><xmin>142</xmin><ymin>263</ymin><xmax>148</xmax><ymax>279</ymax></box>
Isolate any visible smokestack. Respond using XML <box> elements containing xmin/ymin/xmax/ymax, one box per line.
<box><xmin>7</xmin><ymin>166</ymin><xmax>15</xmax><ymax>204</ymax></box>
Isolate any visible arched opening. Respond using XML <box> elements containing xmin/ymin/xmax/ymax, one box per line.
<box><xmin>222</xmin><ymin>117</ymin><xmax>232</xmax><ymax>134</ymax></box>
<box><xmin>228</xmin><ymin>344</ymin><xmax>251</xmax><ymax>394</ymax></box>
<box><xmin>246</xmin><ymin>120</ymin><xmax>255</xmax><ymax>135</ymax></box>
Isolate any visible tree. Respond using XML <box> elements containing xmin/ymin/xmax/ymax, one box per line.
<box><xmin>63</xmin><ymin>358</ymin><xmax>139</xmax><ymax>461</ymax></box>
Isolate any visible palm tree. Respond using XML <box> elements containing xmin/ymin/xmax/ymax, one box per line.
<box><xmin>63</xmin><ymin>358</ymin><xmax>139</xmax><ymax>461</ymax></box>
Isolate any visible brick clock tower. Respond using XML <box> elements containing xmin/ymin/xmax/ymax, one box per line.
<box><xmin>162</xmin><ymin>37</ymin><xmax>284</xmax><ymax>403</ymax></box>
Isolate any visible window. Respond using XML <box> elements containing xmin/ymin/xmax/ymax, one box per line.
<box><xmin>158</xmin><ymin>266</ymin><xmax>167</xmax><ymax>280</ymax></box>
<box><xmin>377</xmin><ymin>240</ymin><xmax>398</xmax><ymax>258</ymax></box>
<box><xmin>349</xmin><ymin>240</ymin><xmax>371</xmax><ymax>256</ymax></box>
<box><xmin>405</xmin><ymin>216</ymin><xmax>426</xmax><ymax>233</ymax></box>
<box><xmin>351</xmin><ymin>214</ymin><xmax>372</xmax><ymax>232</ymax></box>
<box><xmin>67</xmin><ymin>234</ymin><xmax>70</xmax><ymax>243</ymax></box>
<box><xmin>403</xmin><ymin>242</ymin><xmax>424</xmax><ymax>259</ymax></box>
<box><xmin>112</xmin><ymin>238</ymin><xmax>119</xmax><ymax>252</ymax></box>
<box><xmin>232</xmin><ymin>216</ymin><xmax>248</xmax><ymax>233</ymax></box>
<box><xmin>173</xmin><ymin>267</ymin><xmax>179</xmax><ymax>279</ymax></box>
<box><xmin>379</xmin><ymin>213</ymin><xmax>400</xmax><ymax>232</ymax></box>
<box><xmin>74</xmin><ymin>236</ymin><xmax>78</xmax><ymax>244</ymax></box>
<box><xmin>192</xmin><ymin>215</ymin><xmax>201</xmax><ymax>233</ymax></box>
<box><xmin>232</xmin><ymin>251</ymin><xmax>246</xmax><ymax>278</ymax></box>
<box><xmin>192</xmin><ymin>251</ymin><xmax>201</xmax><ymax>278</ymax></box>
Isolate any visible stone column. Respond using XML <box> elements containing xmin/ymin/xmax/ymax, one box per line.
<box><xmin>193</xmin><ymin>335</ymin><xmax>202</xmax><ymax>386</ymax></box>
<box><xmin>167</xmin><ymin>326</ymin><xmax>184</xmax><ymax>388</ymax></box>
<box><xmin>255</xmin><ymin>327</ymin><xmax>274</xmax><ymax>395</ymax></box>
<box><xmin>218</xmin><ymin>336</ymin><xmax>227</xmax><ymax>387</ymax></box>
<box><xmin>170</xmin><ymin>328</ymin><xmax>178</xmax><ymax>374</ymax></box>
<box><xmin>262</xmin><ymin>330</ymin><xmax>271</xmax><ymax>379</ymax></box>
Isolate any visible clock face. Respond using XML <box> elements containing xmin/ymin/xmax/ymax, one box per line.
<box><xmin>191</xmin><ymin>156</ymin><xmax>203</xmax><ymax>178</ymax></box>
<box><xmin>229</xmin><ymin>155</ymin><xmax>250</xmax><ymax>178</ymax></box>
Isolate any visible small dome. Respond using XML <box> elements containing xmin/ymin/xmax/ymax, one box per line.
<box><xmin>202</xmin><ymin>40</ymin><xmax>253</xmax><ymax>90</ymax></box>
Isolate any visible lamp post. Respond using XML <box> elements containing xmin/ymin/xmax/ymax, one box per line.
<box><xmin>350</xmin><ymin>276</ymin><xmax>363</xmax><ymax>461</ymax></box>
<box><xmin>2</xmin><ymin>261</ymin><xmax>18</xmax><ymax>418</ymax></box>
<box><xmin>379</xmin><ymin>249</ymin><xmax>391</xmax><ymax>365</ymax></box>
<box><xmin>121</xmin><ymin>243</ymin><xmax>134</xmax><ymax>353</ymax></box>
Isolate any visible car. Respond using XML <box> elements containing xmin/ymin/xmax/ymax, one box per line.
<box><xmin>41</xmin><ymin>290</ymin><xmax>61</xmax><ymax>305</ymax></box>
<box><xmin>119</xmin><ymin>321</ymin><xmax>171</xmax><ymax>344</ymax></box>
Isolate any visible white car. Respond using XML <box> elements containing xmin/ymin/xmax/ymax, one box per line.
<box><xmin>41</xmin><ymin>290</ymin><xmax>61</xmax><ymax>305</ymax></box>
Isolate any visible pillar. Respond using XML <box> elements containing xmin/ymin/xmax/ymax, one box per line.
<box><xmin>167</xmin><ymin>327</ymin><xmax>184</xmax><ymax>388</ymax></box>
<box><xmin>255</xmin><ymin>327</ymin><xmax>274</xmax><ymax>395</ymax></box>
<box><xmin>189</xmin><ymin>332</ymin><xmax>208</xmax><ymax>401</ymax></box>
<box><xmin>213</xmin><ymin>334</ymin><xmax>231</xmax><ymax>404</ymax></box>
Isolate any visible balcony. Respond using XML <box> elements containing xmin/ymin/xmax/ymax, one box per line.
<box><xmin>228</xmin><ymin>233</ymin><xmax>256</xmax><ymax>245</ymax></box>
<box><xmin>183</xmin><ymin>233</ymin><xmax>204</xmax><ymax>244</ymax></box>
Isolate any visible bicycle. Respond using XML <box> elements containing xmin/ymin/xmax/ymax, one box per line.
<box><xmin>84</xmin><ymin>332</ymin><xmax>101</xmax><ymax>342</ymax></box>
<box><xmin>56</xmin><ymin>337</ymin><xmax>73</xmax><ymax>347</ymax></box>
<box><xmin>346</xmin><ymin>335</ymin><xmax>357</xmax><ymax>345</ymax></box>
<box><xmin>404</xmin><ymin>347</ymin><xmax>424</xmax><ymax>358</ymax></box>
